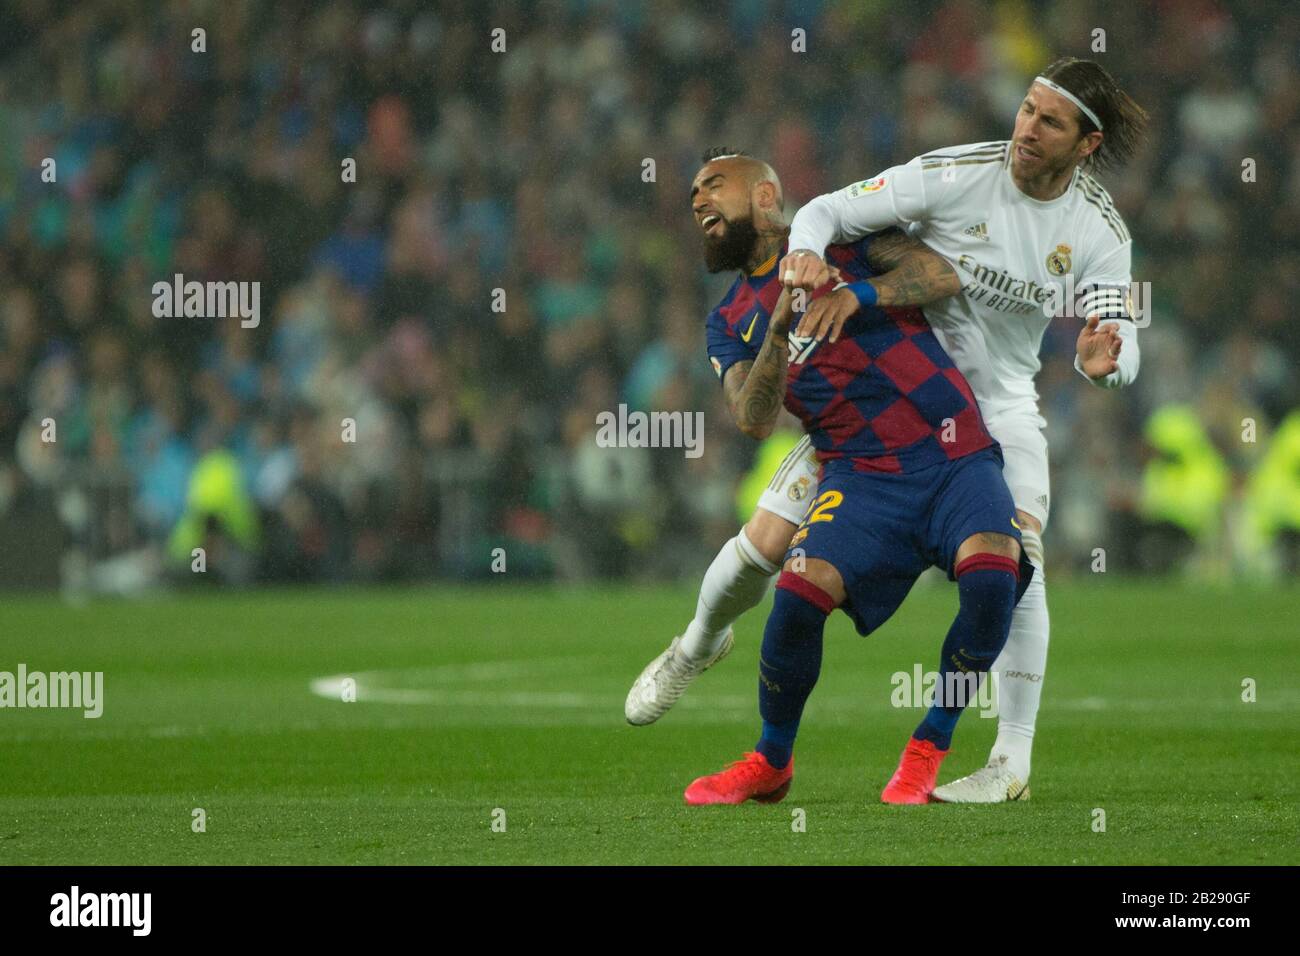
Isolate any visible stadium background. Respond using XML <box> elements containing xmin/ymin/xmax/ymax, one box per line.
<box><xmin>2</xmin><ymin>0</ymin><xmax>1297</xmax><ymax>592</ymax></box>
<box><xmin>0</xmin><ymin>0</ymin><xmax>1297</xmax><ymax>868</ymax></box>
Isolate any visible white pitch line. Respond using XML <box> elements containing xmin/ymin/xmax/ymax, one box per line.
<box><xmin>308</xmin><ymin>666</ymin><xmax>1300</xmax><ymax>714</ymax></box>
<box><xmin>308</xmin><ymin>671</ymin><xmax>753</xmax><ymax>710</ymax></box>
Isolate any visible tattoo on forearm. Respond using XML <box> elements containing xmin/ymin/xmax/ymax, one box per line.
<box><xmin>864</xmin><ymin>229</ymin><xmax>915</xmax><ymax>272</ymax></box>
<box><xmin>865</xmin><ymin>230</ymin><xmax>960</xmax><ymax>307</ymax></box>
<box><xmin>725</xmin><ymin>330</ymin><xmax>788</xmax><ymax>437</ymax></box>
<box><xmin>870</xmin><ymin>251</ymin><xmax>960</xmax><ymax>307</ymax></box>
<box><xmin>741</xmin><ymin>332</ymin><xmax>787</xmax><ymax>429</ymax></box>
<box><xmin>723</xmin><ymin>291</ymin><xmax>794</xmax><ymax>437</ymax></box>
<box><xmin>723</xmin><ymin>361</ymin><xmax>754</xmax><ymax>423</ymax></box>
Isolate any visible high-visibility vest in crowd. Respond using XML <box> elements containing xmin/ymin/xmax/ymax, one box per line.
<box><xmin>167</xmin><ymin>449</ymin><xmax>260</xmax><ymax>563</ymax></box>
<box><xmin>735</xmin><ymin>429</ymin><xmax>804</xmax><ymax>525</ymax></box>
<box><xmin>1140</xmin><ymin>404</ymin><xmax>1229</xmax><ymax>539</ymax></box>
<box><xmin>1245</xmin><ymin>410</ymin><xmax>1300</xmax><ymax>543</ymax></box>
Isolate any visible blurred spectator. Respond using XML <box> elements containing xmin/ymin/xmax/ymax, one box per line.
<box><xmin>0</xmin><ymin>0</ymin><xmax>1296</xmax><ymax>589</ymax></box>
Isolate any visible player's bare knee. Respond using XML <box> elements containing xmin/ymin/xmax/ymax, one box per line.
<box><xmin>1015</xmin><ymin>509</ymin><xmax>1042</xmax><ymax>535</ymax></box>
<box><xmin>955</xmin><ymin>531</ymin><xmax>1020</xmax><ymax>565</ymax></box>
<box><xmin>745</xmin><ymin>510</ymin><xmax>798</xmax><ymax>568</ymax></box>
<box><xmin>1015</xmin><ymin>510</ymin><xmax>1044</xmax><ymax>568</ymax></box>
<box><xmin>779</xmin><ymin>557</ymin><xmax>846</xmax><ymax>607</ymax></box>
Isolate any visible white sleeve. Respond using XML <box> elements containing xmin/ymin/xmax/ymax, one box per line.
<box><xmin>1072</xmin><ymin>238</ymin><xmax>1140</xmax><ymax>388</ymax></box>
<box><xmin>787</xmin><ymin>157</ymin><xmax>931</xmax><ymax>255</ymax></box>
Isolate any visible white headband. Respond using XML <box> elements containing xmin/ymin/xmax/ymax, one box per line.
<box><xmin>1033</xmin><ymin>75</ymin><xmax>1104</xmax><ymax>131</ymax></box>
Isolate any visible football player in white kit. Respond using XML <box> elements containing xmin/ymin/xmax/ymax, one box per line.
<box><xmin>626</xmin><ymin>58</ymin><xmax>1148</xmax><ymax>804</ymax></box>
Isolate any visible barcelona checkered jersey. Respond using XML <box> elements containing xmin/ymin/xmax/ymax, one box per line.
<box><xmin>705</xmin><ymin>238</ymin><xmax>996</xmax><ymax>473</ymax></box>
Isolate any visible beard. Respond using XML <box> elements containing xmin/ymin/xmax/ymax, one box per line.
<box><xmin>1013</xmin><ymin>140</ymin><xmax>1077</xmax><ymax>181</ymax></box>
<box><xmin>703</xmin><ymin>214</ymin><xmax>759</xmax><ymax>273</ymax></box>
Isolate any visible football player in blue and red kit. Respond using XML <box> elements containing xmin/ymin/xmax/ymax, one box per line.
<box><xmin>679</xmin><ymin>149</ymin><xmax>1033</xmax><ymax>805</ymax></box>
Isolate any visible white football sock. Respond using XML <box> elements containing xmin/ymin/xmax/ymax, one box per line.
<box><xmin>990</xmin><ymin>567</ymin><xmax>1048</xmax><ymax>783</ymax></box>
<box><xmin>680</xmin><ymin>528</ymin><xmax>780</xmax><ymax>662</ymax></box>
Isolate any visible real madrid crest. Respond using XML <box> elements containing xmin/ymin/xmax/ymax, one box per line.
<box><xmin>787</xmin><ymin>475</ymin><xmax>812</xmax><ymax>502</ymax></box>
<box><xmin>1046</xmin><ymin>243</ymin><xmax>1072</xmax><ymax>276</ymax></box>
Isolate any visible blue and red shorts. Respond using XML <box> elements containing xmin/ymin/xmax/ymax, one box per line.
<box><xmin>786</xmin><ymin>447</ymin><xmax>1034</xmax><ymax>635</ymax></box>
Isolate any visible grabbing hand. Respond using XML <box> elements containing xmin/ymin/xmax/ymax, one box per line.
<box><xmin>779</xmin><ymin>249</ymin><xmax>830</xmax><ymax>291</ymax></box>
<box><xmin>795</xmin><ymin>287</ymin><xmax>860</xmax><ymax>343</ymax></box>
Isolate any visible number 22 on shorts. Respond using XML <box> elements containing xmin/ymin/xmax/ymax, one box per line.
<box><xmin>801</xmin><ymin>490</ymin><xmax>843</xmax><ymax>527</ymax></box>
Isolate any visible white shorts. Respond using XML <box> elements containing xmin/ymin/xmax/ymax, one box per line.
<box><xmin>984</xmin><ymin>405</ymin><xmax>1051</xmax><ymax>530</ymax></box>
<box><xmin>754</xmin><ymin>408</ymin><xmax>1051</xmax><ymax>531</ymax></box>
<box><xmin>756</xmin><ymin>435</ymin><xmax>821</xmax><ymax>526</ymax></box>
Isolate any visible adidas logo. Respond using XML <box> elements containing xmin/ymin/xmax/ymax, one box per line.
<box><xmin>963</xmin><ymin>222</ymin><xmax>990</xmax><ymax>241</ymax></box>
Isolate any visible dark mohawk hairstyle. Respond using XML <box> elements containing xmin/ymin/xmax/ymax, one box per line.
<box><xmin>701</xmin><ymin>146</ymin><xmax>751</xmax><ymax>164</ymax></box>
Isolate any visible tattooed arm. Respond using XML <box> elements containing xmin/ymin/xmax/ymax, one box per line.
<box><xmin>722</xmin><ymin>289</ymin><xmax>795</xmax><ymax>441</ymax></box>
<box><xmin>861</xmin><ymin>228</ymin><xmax>961</xmax><ymax>307</ymax></box>
<box><xmin>795</xmin><ymin>229</ymin><xmax>960</xmax><ymax>342</ymax></box>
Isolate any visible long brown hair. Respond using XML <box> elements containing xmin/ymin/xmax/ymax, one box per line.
<box><xmin>1040</xmin><ymin>58</ymin><xmax>1149</xmax><ymax>172</ymax></box>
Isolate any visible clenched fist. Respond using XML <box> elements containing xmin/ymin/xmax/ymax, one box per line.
<box><xmin>779</xmin><ymin>249</ymin><xmax>831</xmax><ymax>291</ymax></box>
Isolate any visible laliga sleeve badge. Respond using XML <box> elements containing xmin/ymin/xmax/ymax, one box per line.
<box><xmin>847</xmin><ymin>176</ymin><xmax>887</xmax><ymax>199</ymax></box>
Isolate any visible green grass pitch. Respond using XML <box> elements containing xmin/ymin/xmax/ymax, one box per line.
<box><xmin>0</xmin><ymin>579</ymin><xmax>1295</xmax><ymax>865</ymax></box>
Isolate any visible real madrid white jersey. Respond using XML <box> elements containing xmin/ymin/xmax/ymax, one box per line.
<box><xmin>787</xmin><ymin>141</ymin><xmax>1139</xmax><ymax>413</ymax></box>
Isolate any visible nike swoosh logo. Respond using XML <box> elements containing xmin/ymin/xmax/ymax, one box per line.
<box><xmin>739</xmin><ymin>311</ymin><xmax>760</xmax><ymax>343</ymax></box>
<box><xmin>1011</xmin><ymin>517</ymin><xmax>1021</xmax><ymax>530</ymax></box>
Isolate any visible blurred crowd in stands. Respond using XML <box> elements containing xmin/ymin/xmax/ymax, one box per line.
<box><xmin>1</xmin><ymin>0</ymin><xmax>1297</xmax><ymax>591</ymax></box>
